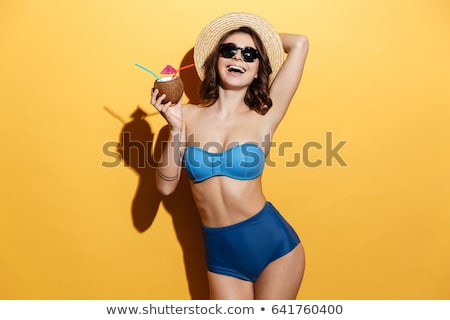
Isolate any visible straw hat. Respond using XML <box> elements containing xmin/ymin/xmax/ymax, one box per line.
<box><xmin>194</xmin><ymin>12</ymin><xmax>283</xmax><ymax>84</ymax></box>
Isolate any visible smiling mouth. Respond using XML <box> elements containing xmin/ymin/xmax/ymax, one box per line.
<box><xmin>227</xmin><ymin>65</ymin><xmax>245</xmax><ymax>73</ymax></box>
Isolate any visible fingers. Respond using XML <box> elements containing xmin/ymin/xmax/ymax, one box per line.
<box><xmin>151</xmin><ymin>88</ymin><xmax>161</xmax><ymax>108</ymax></box>
<box><xmin>150</xmin><ymin>88</ymin><xmax>183</xmax><ymax>132</ymax></box>
<box><xmin>159</xmin><ymin>101</ymin><xmax>173</xmax><ymax>115</ymax></box>
<box><xmin>151</xmin><ymin>89</ymin><xmax>172</xmax><ymax>112</ymax></box>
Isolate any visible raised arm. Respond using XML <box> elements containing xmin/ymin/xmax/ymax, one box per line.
<box><xmin>151</xmin><ymin>90</ymin><xmax>185</xmax><ymax>196</ymax></box>
<box><xmin>264</xmin><ymin>34</ymin><xmax>309</xmax><ymax>131</ymax></box>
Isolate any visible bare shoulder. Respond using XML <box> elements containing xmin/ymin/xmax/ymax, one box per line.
<box><xmin>182</xmin><ymin>103</ymin><xmax>207</xmax><ymax>129</ymax></box>
<box><xmin>182</xmin><ymin>103</ymin><xmax>205</xmax><ymax>119</ymax></box>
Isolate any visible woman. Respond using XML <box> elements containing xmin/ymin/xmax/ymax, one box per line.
<box><xmin>151</xmin><ymin>12</ymin><xmax>309</xmax><ymax>299</ymax></box>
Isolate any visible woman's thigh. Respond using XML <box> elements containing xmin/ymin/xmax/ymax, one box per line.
<box><xmin>208</xmin><ymin>271</ymin><xmax>254</xmax><ymax>300</ymax></box>
<box><xmin>254</xmin><ymin>243</ymin><xmax>306</xmax><ymax>300</ymax></box>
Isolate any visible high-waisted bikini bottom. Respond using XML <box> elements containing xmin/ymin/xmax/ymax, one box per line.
<box><xmin>202</xmin><ymin>202</ymin><xmax>300</xmax><ymax>282</ymax></box>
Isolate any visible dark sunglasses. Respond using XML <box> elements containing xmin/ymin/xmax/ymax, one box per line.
<box><xmin>219</xmin><ymin>43</ymin><xmax>260</xmax><ymax>62</ymax></box>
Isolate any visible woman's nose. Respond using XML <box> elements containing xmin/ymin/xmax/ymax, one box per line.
<box><xmin>232</xmin><ymin>50</ymin><xmax>243</xmax><ymax>61</ymax></box>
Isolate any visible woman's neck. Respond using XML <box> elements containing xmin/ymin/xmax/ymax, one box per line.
<box><xmin>214</xmin><ymin>87</ymin><xmax>249</xmax><ymax>117</ymax></box>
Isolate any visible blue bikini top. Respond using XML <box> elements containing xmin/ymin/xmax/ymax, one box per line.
<box><xmin>183</xmin><ymin>143</ymin><xmax>265</xmax><ymax>183</ymax></box>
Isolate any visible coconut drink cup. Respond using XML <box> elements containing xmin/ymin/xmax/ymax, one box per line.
<box><xmin>135</xmin><ymin>63</ymin><xmax>193</xmax><ymax>105</ymax></box>
<box><xmin>154</xmin><ymin>76</ymin><xmax>184</xmax><ymax>105</ymax></box>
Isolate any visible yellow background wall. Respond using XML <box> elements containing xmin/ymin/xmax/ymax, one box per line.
<box><xmin>1</xmin><ymin>0</ymin><xmax>449</xmax><ymax>299</ymax></box>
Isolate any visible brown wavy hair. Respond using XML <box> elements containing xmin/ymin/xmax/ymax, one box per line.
<box><xmin>199</xmin><ymin>26</ymin><xmax>273</xmax><ymax>115</ymax></box>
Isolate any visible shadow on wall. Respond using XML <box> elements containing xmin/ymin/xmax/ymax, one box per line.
<box><xmin>118</xmin><ymin>107</ymin><xmax>161</xmax><ymax>231</ymax></box>
<box><xmin>179</xmin><ymin>47</ymin><xmax>201</xmax><ymax>105</ymax></box>
<box><xmin>156</xmin><ymin>125</ymin><xmax>209</xmax><ymax>300</ymax></box>
<box><xmin>107</xmin><ymin>48</ymin><xmax>208</xmax><ymax>299</ymax></box>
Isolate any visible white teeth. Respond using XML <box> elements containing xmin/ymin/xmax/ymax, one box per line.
<box><xmin>227</xmin><ymin>66</ymin><xmax>245</xmax><ymax>73</ymax></box>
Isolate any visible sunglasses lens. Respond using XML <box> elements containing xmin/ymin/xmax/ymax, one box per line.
<box><xmin>219</xmin><ymin>44</ymin><xmax>259</xmax><ymax>62</ymax></box>
<box><xmin>220</xmin><ymin>44</ymin><xmax>237</xmax><ymax>58</ymax></box>
<box><xmin>241</xmin><ymin>48</ymin><xmax>258</xmax><ymax>62</ymax></box>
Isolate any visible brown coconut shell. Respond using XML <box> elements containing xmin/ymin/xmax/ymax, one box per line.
<box><xmin>154</xmin><ymin>76</ymin><xmax>184</xmax><ymax>104</ymax></box>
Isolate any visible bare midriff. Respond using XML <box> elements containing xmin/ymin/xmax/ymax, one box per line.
<box><xmin>190</xmin><ymin>175</ymin><xmax>266</xmax><ymax>227</ymax></box>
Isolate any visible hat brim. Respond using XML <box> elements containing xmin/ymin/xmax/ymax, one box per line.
<box><xmin>194</xmin><ymin>12</ymin><xmax>283</xmax><ymax>85</ymax></box>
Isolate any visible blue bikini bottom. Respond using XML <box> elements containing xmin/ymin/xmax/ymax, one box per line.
<box><xmin>202</xmin><ymin>202</ymin><xmax>300</xmax><ymax>282</ymax></box>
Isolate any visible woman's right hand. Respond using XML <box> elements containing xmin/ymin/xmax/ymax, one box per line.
<box><xmin>151</xmin><ymin>88</ymin><xmax>183</xmax><ymax>132</ymax></box>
